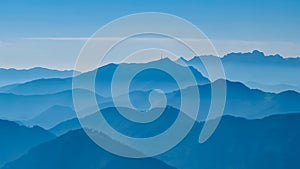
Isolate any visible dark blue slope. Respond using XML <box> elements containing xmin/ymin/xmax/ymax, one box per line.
<box><xmin>2</xmin><ymin>129</ymin><xmax>176</xmax><ymax>169</ymax></box>
<box><xmin>0</xmin><ymin>120</ymin><xmax>55</xmax><ymax>167</ymax></box>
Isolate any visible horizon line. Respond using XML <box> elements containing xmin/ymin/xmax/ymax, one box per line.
<box><xmin>0</xmin><ymin>50</ymin><xmax>299</xmax><ymax>71</ymax></box>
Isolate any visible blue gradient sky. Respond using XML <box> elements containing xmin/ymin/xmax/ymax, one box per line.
<box><xmin>0</xmin><ymin>0</ymin><xmax>300</xmax><ymax>69</ymax></box>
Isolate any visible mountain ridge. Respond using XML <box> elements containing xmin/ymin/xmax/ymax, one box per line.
<box><xmin>4</xmin><ymin>112</ymin><xmax>300</xmax><ymax>169</ymax></box>
<box><xmin>0</xmin><ymin>119</ymin><xmax>55</xmax><ymax>167</ymax></box>
<box><xmin>178</xmin><ymin>50</ymin><xmax>300</xmax><ymax>93</ymax></box>
<box><xmin>2</xmin><ymin>129</ymin><xmax>177</xmax><ymax>169</ymax></box>
<box><xmin>0</xmin><ymin>67</ymin><xmax>77</xmax><ymax>87</ymax></box>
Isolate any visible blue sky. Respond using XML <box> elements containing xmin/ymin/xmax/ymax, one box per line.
<box><xmin>0</xmin><ymin>0</ymin><xmax>300</xmax><ymax>69</ymax></box>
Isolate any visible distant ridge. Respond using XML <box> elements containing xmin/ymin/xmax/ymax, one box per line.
<box><xmin>180</xmin><ymin>50</ymin><xmax>300</xmax><ymax>93</ymax></box>
<box><xmin>24</xmin><ymin>105</ymin><xmax>77</xmax><ymax>129</ymax></box>
<box><xmin>0</xmin><ymin>67</ymin><xmax>78</xmax><ymax>87</ymax></box>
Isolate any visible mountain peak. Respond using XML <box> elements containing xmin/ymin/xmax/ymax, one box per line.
<box><xmin>252</xmin><ymin>50</ymin><xmax>265</xmax><ymax>56</ymax></box>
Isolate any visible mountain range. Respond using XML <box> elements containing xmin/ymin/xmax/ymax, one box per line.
<box><xmin>2</xmin><ymin>51</ymin><xmax>299</xmax><ymax>94</ymax></box>
<box><xmin>0</xmin><ymin>50</ymin><xmax>299</xmax><ymax>169</ymax></box>
<box><xmin>0</xmin><ymin>67</ymin><xmax>76</xmax><ymax>87</ymax></box>
<box><xmin>48</xmin><ymin>80</ymin><xmax>300</xmax><ymax>136</ymax></box>
<box><xmin>158</xmin><ymin>112</ymin><xmax>300</xmax><ymax>169</ymax></box>
<box><xmin>179</xmin><ymin>50</ymin><xmax>300</xmax><ymax>93</ymax></box>
<box><xmin>0</xmin><ymin>55</ymin><xmax>299</xmax><ymax>127</ymax></box>
<box><xmin>1</xmin><ymin>111</ymin><xmax>299</xmax><ymax>169</ymax></box>
<box><xmin>0</xmin><ymin>59</ymin><xmax>209</xmax><ymax>96</ymax></box>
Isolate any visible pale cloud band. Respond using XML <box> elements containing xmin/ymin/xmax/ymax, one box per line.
<box><xmin>26</xmin><ymin>37</ymin><xmax>300</xmax><ymax>57</ymax></box>
<box><xmin>0</xmin><ymin>37</ymin><xmax>299</xmax><ymax>70</ymax></box>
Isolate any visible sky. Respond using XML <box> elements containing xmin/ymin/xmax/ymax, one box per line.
<box><xmin>0</xmin><ymin>0</ymin><xmax>300</xmax><ymax>70</ymax></box>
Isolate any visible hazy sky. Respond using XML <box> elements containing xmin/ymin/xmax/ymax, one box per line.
<box><xmin>0</xmin><ymin>0</ymin><xmax>300</xmax><ymax>70</ymax></box>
